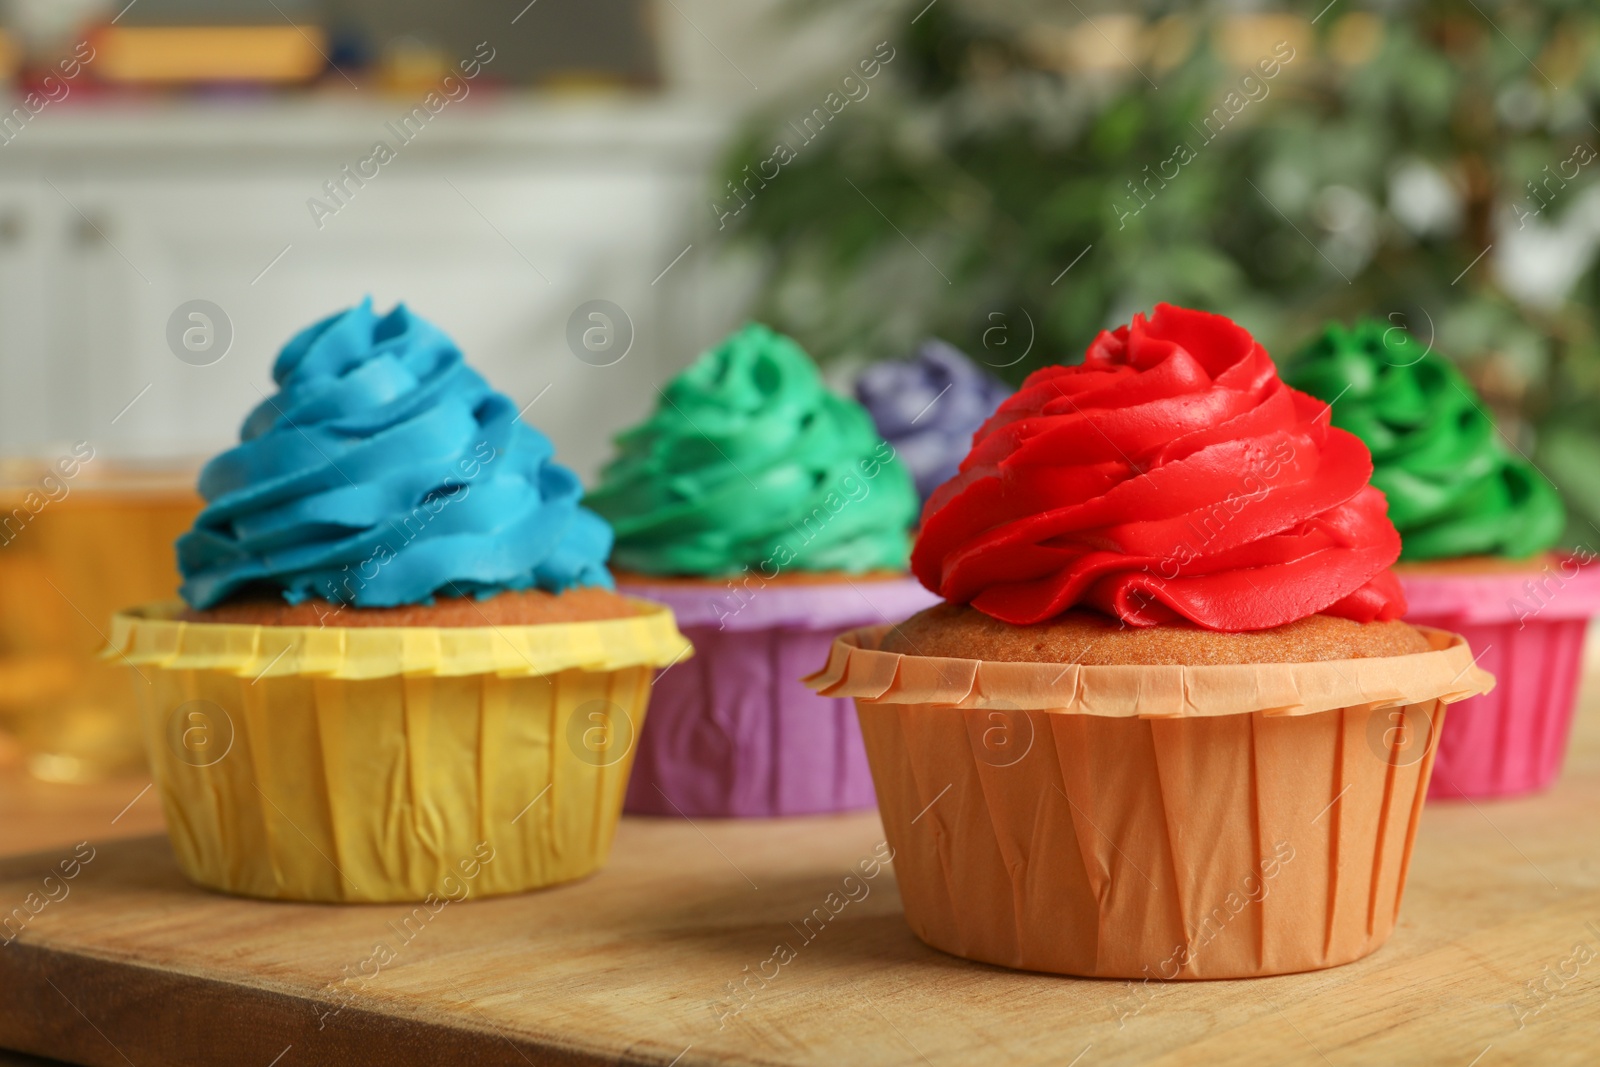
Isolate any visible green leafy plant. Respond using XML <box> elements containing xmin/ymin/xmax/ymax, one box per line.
<box><xmin>717</xmin><ymin>0</ymin><xmax>1600</xmax><ymax>542</ymax></box>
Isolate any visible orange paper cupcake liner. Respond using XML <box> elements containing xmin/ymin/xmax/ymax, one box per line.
<box><xmin>806</xmin><ymin>625</ymin><xmax>1493</xmax><ymax>978</ymax></box>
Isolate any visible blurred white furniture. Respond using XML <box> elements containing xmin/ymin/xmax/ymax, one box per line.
<box><xmin>0</xmin><ymin>98</ymin><xmax>730</xmax><ymax>480</ymax></box>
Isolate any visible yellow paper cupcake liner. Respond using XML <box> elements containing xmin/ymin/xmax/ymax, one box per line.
<box><xmin>109</xmin><ymin>600</ymin><xmax>691</xmax><ymax>903</ymax></box>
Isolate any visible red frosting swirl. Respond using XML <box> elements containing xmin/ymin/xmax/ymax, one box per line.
<box><xmin>912</xmin><ymin>304</ymin><xmax>1406</xmax><ymax>631</ymax></box>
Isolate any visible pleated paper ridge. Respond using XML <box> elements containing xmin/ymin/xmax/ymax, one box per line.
<box><xmin>618</xmin><ymin>575</ymin><xmax>940</xmax><ymax>633</ymax></box>
<box><xmin>806</xmin><ymin>624</ymin><xmax>1493</xmax><ymax>718</ymax></box>
<box><xmin>1400</xmin><ymin>557</ymin><xmax>1600</xmax><ymax>625</ymax></box>
<box><xmin>108</xmin><ymin>599</ymin><xmax>691</xmax><ymax>680</ymax></box>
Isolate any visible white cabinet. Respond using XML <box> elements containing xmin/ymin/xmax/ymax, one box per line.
<box><xmin>0</xmin><ymin>179</ymin><xmax>62</xmax><ymax>451</ymax></box>
<box><xmin>0</xmin><ymin>99</ymin><xmax>731</xmax><ymax>480</ymax></box>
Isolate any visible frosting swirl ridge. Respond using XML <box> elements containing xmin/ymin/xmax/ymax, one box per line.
<box><xmin>587</xmin><ymin>323</ymin><xmax>918</xmax><ymax>576</ymax></box>
<box><xmin>1288</xmin><ymin>320</ymin><xmax>1564</xmax><ymax>561</ymax></box>
<box><xmin>855</xmin><ymin>339</ymin><xmax>1011</xmax><ymax>500</ymax></box>
<box><xmin>912</xmin><ymin>304</ymin><xmax>1407</xmax><ymax>630</ymax></box>
<box><xmin>178</xmin><ymin>299</ymin><xmax>613</xmax><ymax>609</ymax></box>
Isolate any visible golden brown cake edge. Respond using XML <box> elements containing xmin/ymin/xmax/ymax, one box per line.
<box><xmin>878</xmin><ymin>603</ymin><xmax>1432</xmax><ymax>666</ymax></box>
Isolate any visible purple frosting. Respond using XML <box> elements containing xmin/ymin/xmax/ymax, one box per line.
<box><xmin>855</xmin><ymin>339</ymin><xmax>1012</xmax><ymax>500</ymax></box>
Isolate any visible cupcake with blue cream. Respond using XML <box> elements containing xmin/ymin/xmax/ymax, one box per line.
<box><xmin>108</xmin><ymin>299</ymin><xmax>688</xmax><ymax>902</ymax></box>
<box><xmin>178</xmin><ymin>298</ymin><xmax>623</xmax><ymax>624</ymax></box>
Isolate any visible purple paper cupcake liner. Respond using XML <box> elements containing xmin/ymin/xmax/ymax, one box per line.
<box><xmin>620</xmin><ymin>576</ymin><xmax>941</xmax><ymax>817</ymax></box>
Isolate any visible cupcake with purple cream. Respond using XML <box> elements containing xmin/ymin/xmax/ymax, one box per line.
<box><xmin>855</xmin><ymin>339</ymin><xmax>1011</xmax><ymax>500</ymax></box>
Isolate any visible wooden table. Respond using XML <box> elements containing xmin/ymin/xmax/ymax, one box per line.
<box><xmin>1</xmin><ymin>667</ymin><xmax>1597</xmax><ymax>1067</ymax></box>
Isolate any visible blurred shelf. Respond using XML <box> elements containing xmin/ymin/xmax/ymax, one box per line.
<box><xmin>0</xmin><ymin>95</ymin><xmax>733</xmax><ymax>165</ymax></box>
<box><xmin>0</xmin><ymin>90</ymin><xmax>735</xmax><ymax>470</ymax></box>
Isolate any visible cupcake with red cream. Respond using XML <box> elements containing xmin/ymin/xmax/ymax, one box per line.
<box><xmin>807</xmin><ymin>304</ymin><xmax>1494</xmax><ymax>979</ymax></box>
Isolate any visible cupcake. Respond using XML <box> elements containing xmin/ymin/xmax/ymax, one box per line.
<box><xmin>1288</xmin><ymin>320</ymin><xmax>1598</xmax><ymax>799</ymax></box>
<box><xmin>807</xmin><ymin>304</ymin><xmax>1493</xmax><ymax>978</ymax></box>
<box><xmin>586</xmin><ymin>323</ymin><xmax>937</xmax><ymax>817</ymax></box>
<box><xmin>107</xmin><ymin>299</ymin><xmax>689</xmax><ymax>902</ymax></box>
<box><xmin>855</xmin><ymin>339</ymin><xmax>1011</xmax><ymax>501</ymax></box>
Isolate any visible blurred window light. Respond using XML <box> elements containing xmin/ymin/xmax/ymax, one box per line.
<box><xmin>1388</xmin><ymin>160</ymin><xmax>1463</xmax><ymax>238</ymax></box>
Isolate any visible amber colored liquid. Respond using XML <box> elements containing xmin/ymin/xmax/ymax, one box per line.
<box><xmin>0</xmin><ymin>462</ymin><xmax>202</xmax><ymax>781</ymax></box>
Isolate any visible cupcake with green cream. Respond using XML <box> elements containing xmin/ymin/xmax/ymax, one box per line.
<box><xmin>1288</xmin><ymin>320</ymin><xmax>1563</xmax><ymax>561</ymax></box>
<box><xmin>589</xmin><ymin>322</ymin><xmax>918</xmax><ymax>577</ymax></box>
<box><xmin>589</xmin><ymin>323</ymin><xmax>938</xmax><ymax>817</ymax></box>
<box><xmin>1289</xmin><ymin>318</ymin><xmax>1599</xmax><ymax>799</ymax></box>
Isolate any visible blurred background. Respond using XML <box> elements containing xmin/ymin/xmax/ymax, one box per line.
<box><xmin>2</xmin><ymin>0</ymin><xmax>1599</xmax><ymax>781</ymax></box>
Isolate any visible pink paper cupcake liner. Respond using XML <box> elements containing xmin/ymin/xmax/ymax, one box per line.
<box><xmin>620</xmin><ymin>576</ymin><xmax>942</xmax><ymax>817</ymax></box>
<box><xmin>1401</xmin><ymin>556</ymin><xmax>1600</xmax><ymax>799</ymax></box>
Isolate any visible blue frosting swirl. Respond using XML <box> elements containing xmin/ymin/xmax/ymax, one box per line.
<box><xmin>177</xmin><ymin>299</ymin><xmax>613</xmax><ymax>609</ymax></box>
<box><xmin>855</xmin><ymin>339</ymin><xmax>1011</xmax><ymax>500</ymax></box>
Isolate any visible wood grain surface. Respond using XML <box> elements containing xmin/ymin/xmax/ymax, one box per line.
<box><xmin>0</xmin><ymin>674</ymin><xmax>1596</xmax><ymax>1066</ymax></box>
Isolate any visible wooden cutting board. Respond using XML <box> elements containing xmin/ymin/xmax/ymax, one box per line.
<box><xmin>2</xmin><ymin>715</ymin><xmax>1598</xmax><ymax>1067</ymax></box>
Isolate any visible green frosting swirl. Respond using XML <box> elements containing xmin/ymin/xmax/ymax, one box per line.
<box><xmin>1288</xmin><ymin>320</ymin><xmax>1564</xmax><ymax>561</ymax></box>
<box><xmin>586</xmin><ymin>323</ymin><xmax>918</xmax><ymax>576</ymax></box>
